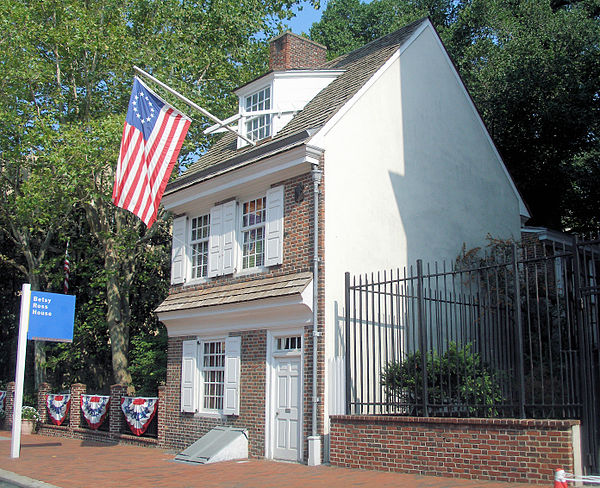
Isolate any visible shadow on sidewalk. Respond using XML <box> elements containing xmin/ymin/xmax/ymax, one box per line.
<box><xmin>80</xmin><ymin>439</ymin><xmax>119</xmax><ymax>447</ymax></box>
<box><xmin>21</xmin><ymin>442</ymin><xmax>62</xmax><ymax>448</ymax></box>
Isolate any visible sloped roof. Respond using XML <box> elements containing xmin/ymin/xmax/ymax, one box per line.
<box><xmin>165</xmin><ymin>18</ymin><xmax>428</xmax><ymax>194</ymax></box>
<box><xmin>154</xmin><ymin>272</ymin><xmax>313</xmax><ymax>314</ymax></box>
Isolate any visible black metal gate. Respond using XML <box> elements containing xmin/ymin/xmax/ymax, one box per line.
<box><xmin>574</xmin><ymin>237</ymin><xmax>600</xmax><ymax>473</ymax></box>
<box><xmin>344</xmin><ymin>236</ymin><xmax>600</xmax><ymax>473</ymax></box>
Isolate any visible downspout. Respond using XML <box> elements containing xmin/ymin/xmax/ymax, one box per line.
<box><xmin>308</xmin><ymin>162</ymin><xmax>323</xmax><ymax>466</ymax></box>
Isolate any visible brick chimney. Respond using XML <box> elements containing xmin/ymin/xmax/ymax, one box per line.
<box><xmin>269</xmin><ymin>32</ymin><xmax>327</xmax><ymax>71</ymax></box>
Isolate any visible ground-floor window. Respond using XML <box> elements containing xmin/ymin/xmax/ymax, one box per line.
<box><xmin>201</xmin><ymin>340</ymin><xmax>225</xmax><ymax>411</ymax></box>
<box><xmin>181</xmin><ymin>336</ymin><xmax>241</xmax><ymax>416</ymax></box>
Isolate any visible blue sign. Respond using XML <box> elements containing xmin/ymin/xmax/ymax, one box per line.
<box><xmin>27</xmin><ymin>291</ymin><xmax>76</xmax><ymax>342</ymax></box>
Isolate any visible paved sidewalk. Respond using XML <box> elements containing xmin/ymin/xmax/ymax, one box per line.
<box><xmin>0</xmin><ymin>433</ymin><xmax>548</xmax><ymax>488</ymax></box>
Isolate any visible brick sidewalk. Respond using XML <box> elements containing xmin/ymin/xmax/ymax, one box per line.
<box><xmin>0</xmin><ymin>433</ymin><xmax>548</xmax><ymax>488</ymax></box>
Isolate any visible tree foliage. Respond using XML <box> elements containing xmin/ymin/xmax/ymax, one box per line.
<box><xmin>381</xmin><ymin>342</ymin><xmax>503</xmax><ymax>417</ymax></box>
<box><xmin>0</xmin><ymin>0</ymin><xmax>307</xmax><ymax>391</ymax></box>
<box><xmin>311</xmin><ymin>0</ymin><xmax>600</xmax><ymax>232</ymax></box>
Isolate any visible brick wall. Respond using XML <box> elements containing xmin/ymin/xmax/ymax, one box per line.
<box><xmin>163</xmin><ymin>331</ymin><xmax>267</xmax><ymax>456</ymax></box>
<box><xmin>269</xmin><ymin>33</ymin><xmax>327</xmax><ymax>71</ymax></box>
<box><xmin>169</xmin><ymin>172</ymin><xmax>315</xmax><ymax>296</ymax></box>
<box><xmin>330</xmin><ymin>415</ymin><xmax>579</xmax><ymax>483</ymax></box>
<box><xmin>162</xmin><ymin>167</ymin><xmax>327</xmax><ymax>461</ymax></box>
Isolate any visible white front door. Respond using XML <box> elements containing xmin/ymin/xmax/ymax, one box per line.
<box><xmin>273</xmin><ymin>357</ymin><xmax>301</xmax><ymax>461</ymax></box>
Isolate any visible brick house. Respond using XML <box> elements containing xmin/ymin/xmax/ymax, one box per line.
<box><xmin>155</xmin><ymin>18</ymin><xmax>528</xmax><ymax>466</ymax></box>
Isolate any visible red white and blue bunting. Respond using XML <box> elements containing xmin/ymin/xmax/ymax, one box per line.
<box><xmin>0</xmin><ymin>391</ymin><xmax>6</xmax><ymax>412</ymax></box>
<box><xmin>120</xmin><ymin>397</ymin><xmax>158</xmax><ymax>436</ymax></box>
<box><xmin>46</xmin><ymin>394</ymin><xmax>71</xmax><ymax>426</ymax></box>
<box><xmin>81</xmin><ymin>395</ymin><xmax>110</xmax><ymax>430</ymax></box>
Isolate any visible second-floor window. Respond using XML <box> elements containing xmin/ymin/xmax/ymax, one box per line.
<box><xmin>245</xmin><ymin>86</ymin><xmax>271</xmax><ymax>142</ymax></box>
<box><xmin>190</xmin><ymin>214</ymin><xmax>210</xmax><ymax>279</ymax></box>
<box><xmin>170</xmin><ymin>185</ymin><xmax>284</xmax><ymax>284</ymax></box>
<box><xmin>241</xmin><ymin>196</ymin><xmax>266</xmax><ymax>269</ymax></box>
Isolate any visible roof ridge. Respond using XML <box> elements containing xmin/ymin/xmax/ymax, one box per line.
<box><xmin>168</xmin><ymin>17</ymin><xmax>430</xmax><ymax>190</ymax></box>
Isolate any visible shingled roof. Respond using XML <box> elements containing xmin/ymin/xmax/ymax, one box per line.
<box><xmin>165</xmin><ymin>18</ymin><xmax>428</xmax><ymax>195</ymax></box>
<box><xmin>154</xmin><ymin>272</ymin><xmax>312</xmax><ymax>314</ymax></box>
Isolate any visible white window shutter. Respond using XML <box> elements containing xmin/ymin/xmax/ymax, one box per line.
<box><xmin>171</xmin><ymin>216</ymin><xmax>187</xmax><ymax>285</ymax></box>
<box><xmin>221</xmin><ymin>201</ymin><xmax>237</xmax><ymax>275</ymax></box>
<box><xmin>181</xmin><ymin>340</ymin><xmax>198</xmax><ymax>413</ymax></box>
<box><xmin>223</xmin><ymin>336</ymin><xmax>241</xmax><ymax>416</ymax></box>
<box><xmin>208</xmin><ymin>205</ymin><xmax>223</xmax><ymax>277</ymax></box>
<box><xmin>265</xmin><ymin>185</ymin><xmax>284</xmax><ymax>267</ymax></box>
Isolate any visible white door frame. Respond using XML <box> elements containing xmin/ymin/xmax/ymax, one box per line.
<box><xmin>264</xmin><ymin>328</ymin><xmax>304</xmax><ymax>461</ymax></box>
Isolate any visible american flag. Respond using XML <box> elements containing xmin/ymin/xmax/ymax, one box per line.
<box><xmin>112</xmin><ymin>77</ymin><xmax>191</xmax><ymax>227</ymax></box>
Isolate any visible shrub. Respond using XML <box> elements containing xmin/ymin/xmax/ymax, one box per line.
<box><xmin>21</xmin><ymin>406</ymin><xmax>41</xmax><ymax>423</ymax></box>
<box><xmin>381</xmin><ymin>342</ymin><xmax>503</xmax><ymax>417</ymax></box>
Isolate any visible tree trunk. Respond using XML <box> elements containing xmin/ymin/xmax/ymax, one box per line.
<box><xmin>105</xmin><ymin>243</ymin><xmax>132</xmax><ymax>386</ymax></box>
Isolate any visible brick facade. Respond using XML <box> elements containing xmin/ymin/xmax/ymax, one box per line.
<box><xmin>164</xmin><ymin>331</ymin><xmax>267</xmax><ymax>456</ymax></box>
<box><xmin>330</xmin><ymin>415</ymin><xmax>579</xmax><ymax>483</ymax></box>
<box><xmin>269</xmin><ymin>33</ymin><xmax>327</xmax><ymax>71</ymax></box>
<box><xmin>162</xmin><ymin>169</ymin><xmax>327</xmax><ymax>460</ymax></box>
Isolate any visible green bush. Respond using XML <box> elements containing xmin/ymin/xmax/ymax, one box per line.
<box><xmin>381</xmin><ymin>342</ymin><xmax>503</xmax><ymax>417</ymax></box>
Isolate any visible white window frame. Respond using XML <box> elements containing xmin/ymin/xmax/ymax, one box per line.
<box><xmin>170</xmin><ymin>186</ymin><xmax>284</xmax><ymax>283</ymax></box>
<box><xmin>240</xmin><ymin>194</ymin><xmax>267</xmax><ymax>272</ymax></box>
<box><xmin>189</xmin><ymin>213</ymin><xmax>210</xmax><ymax>282</ymax></box>
<box><xmin>199</xmin><ymin>338</ymin><xmax>226</xmax><ymax>413</ymax></box>
<box><xmin>180</xmin><ymin>336</ymin><xmax>241</xmax><ymax>417</ymax></box>
<box><xmin>243</xmin><ymin>86</ymin><xmax>272</xmax><ymax>143</ymax></box>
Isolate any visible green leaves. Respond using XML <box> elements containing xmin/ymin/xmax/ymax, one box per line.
<box><xmin>0</xmin><ymin>0</ymin><xmax>305</xmax><ymax>390</ymax></box>
<box><xmin>381</xmin><ymin>342</ymin><xmax>503</xmax><ymax>417</ymax></box>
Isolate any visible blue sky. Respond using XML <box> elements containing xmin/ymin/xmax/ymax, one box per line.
<box><xmin>286</xmin><ymin>0</ymin><xmax>325</xmax><ymax>35</ymax></box>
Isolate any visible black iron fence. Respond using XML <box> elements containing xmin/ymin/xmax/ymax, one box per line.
<box><xmin>344</xmin><ymin>236</ymin><xmax>600</xmax><ymax>471</ymax></box>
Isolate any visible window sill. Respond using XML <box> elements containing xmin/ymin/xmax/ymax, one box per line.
<box><xmin>234</xmin><ymin>266</ymin><xmax>268</xmax><ymax>278</ymax></box>
<box><xmin>185</xmin><ymin>277</ymin><xmax>209</xmax><ymax>287</ymax></box>
<box><xmin>194</xmin><ymin>411</ymin><xmax>225</xmax><ymax>420</ymax></box>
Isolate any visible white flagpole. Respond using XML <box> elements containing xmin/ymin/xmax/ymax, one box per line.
<box><xmin>11</xmin><ymin>283</ymin><xmax>31</xmax><ymax>459</ymax></box>
<box><xmin>132</xmin><ymin>66</ymin><xmax>256</xmax><ymax>146</ymax></box>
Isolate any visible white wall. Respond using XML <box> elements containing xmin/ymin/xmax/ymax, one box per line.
<box><xmin>271</xmin><ymin>72</ymin><xmax>341</xmax><ymax>135</ymax></box>
<box><xmin>320</xmin><ymin>24</ymin><xmax>522</xmax><ymax>425</ymax></box>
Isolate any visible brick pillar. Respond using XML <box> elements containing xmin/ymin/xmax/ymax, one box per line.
<box><xmin>157</xmin><ymin>384</ymin><xmax>166</xmax><ymax>447</ymax></box>
<box><xmin>37</xmin><ymin>382</ymin><xmax>51</xmax><ymax>425</ymax></box>
<box><xmin>109</xmin><ymin>384</ymin><xmax>127</xmax><ymax>436</ymax></box>
<box><xmin>70</xmin><ymin>383</ymin><xmax>86</xmax><ymax>428</ymax></box>
<box><xmin>5</xmin><ymin>382</ymin><xmax>15</xmax><ymax>429</ymax></box>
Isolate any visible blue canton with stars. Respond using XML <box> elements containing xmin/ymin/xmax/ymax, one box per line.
<box><xmin>125</xmin><ymin>78</ymin><xmax>165</xmax><ymax>140</ymax></box>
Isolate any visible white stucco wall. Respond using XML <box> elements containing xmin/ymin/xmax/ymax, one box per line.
<box><xmin>319</xmin><ymin>25</ymin><xmax>522</xmax><ymax>428</ymax></box>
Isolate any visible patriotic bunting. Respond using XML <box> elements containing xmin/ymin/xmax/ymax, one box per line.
<box><xmin>0</xmin><ymin>391</ymin><xmax>6</xmax><ymax>412</ymax></box>
<box><xmin>46</xmin><ymin>394</ymin><xmax>71</xmax><ymax>426</ymax></box>
<box><xmin>121</xmin><ymin>397</ymin><xmax>158</xmax><ymax>436</ymax></box>
<box><xmin>81</xmin><ymin>395</ymin><xmax>110</xmax><ymax>430</ymax></box>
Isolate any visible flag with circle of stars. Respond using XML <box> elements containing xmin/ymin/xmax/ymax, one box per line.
<box><xmin>113</xmin><ymin>76</ymin><xmax>191</xmax><ymax>227</ymax></box>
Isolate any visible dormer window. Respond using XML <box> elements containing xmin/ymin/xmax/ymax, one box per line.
<box><xmin>245</xmin><ymin>86</ymin><xmax>271</xmax><ymax>142</ymax></box>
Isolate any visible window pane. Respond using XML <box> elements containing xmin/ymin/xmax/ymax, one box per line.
<box><xmin>244</xmin><ymin>87</ymin><xmax>272</xmax><ymax>141</ymax></box>
<box><xmin>202</xmin><ymin>341</ymin><xmax>225</xmax><ymax>411</ymax></box>
<box><xmin>241</xmin><ymin>197</ymin><xmax>266</xmax><ymax>270</ymax></box>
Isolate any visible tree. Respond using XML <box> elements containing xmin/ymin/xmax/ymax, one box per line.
<box><xmin>0</xmin><ymin>0</ymin><xmax>309</xmax><ymax>387</ymax></box>
<box><xmin>311</xmin><ymin>0</ymin><xmax>600</xmax><ymax>231</ymax></box>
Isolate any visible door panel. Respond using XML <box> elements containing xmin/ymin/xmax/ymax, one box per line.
<box><xmin>273</xmin><ymin>358</ymin><xmax>301</xmax><ymax>461</ymax></box>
